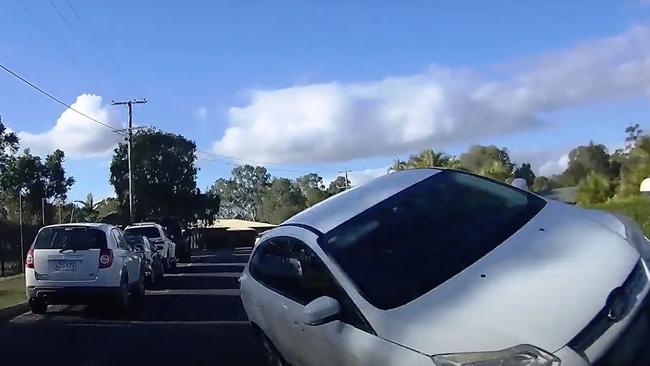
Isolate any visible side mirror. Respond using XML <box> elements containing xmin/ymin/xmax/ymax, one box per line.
<box><xmin>301</xmin><ymin>296</ymin><xmax>341</xmax><ymax>326</ymax></box>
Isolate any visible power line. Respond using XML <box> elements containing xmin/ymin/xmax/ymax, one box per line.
<box><xmin>48</xmin><ymin>0</ymin><xmax>85</xmax><ymax>45</ymax></box>
<box><xmin>195</xmin><ymin>149</ymin><xmax>338</xmax><ymax>172</ymax></box>
<box><xmin>64</xmin><ymin>0</ymin><xmax>118</xmax><ymax>67</ymax></box>
<box><xmin>0</xmin><ymin>63</ymin><xmax>121</xmax><ymax>132</ymax></box>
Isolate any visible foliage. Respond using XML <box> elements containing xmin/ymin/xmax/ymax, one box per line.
<box><xmin>0</xmin><ymin>149</ymin><xmax>74</xmax><ymax>223</ymax></box>
<box><xmin>0</xmin><ymin>120</ymin><xmax>19</xmax><ymax>172</ymax></box>
<box><xmin>296</xmin><ymin>173</ymin><xmax>328</xmax><ymax>207</ymax></box>
<box><xmin>327</xmin><ymin>176</ymin><xmax>350</xmax><ymax>196</ymax></box>
<box><xmin>257</xmin><ymin>178</ymin><xmax>307</xmax><ymax>224</ymax></box>
<box><xmin>583</xmin><ymin>196</ymin><xmax>650</xmax><ymax>237</ymax></box>
<box><xmin>557</xmin><ymin>142</ymin><xmax>617</xmax><ymax>187</ymax></box>
<box><xmin>512</xmin><ymin>163</ymin><xmax>536</xmax><ymax>188</ymax></box>
<box><xmin>625</xmin><ymin>123</ymin><xmax>644</xmax><ymax>152</ymax></box>
<box><xmin>194</xmin><ymin>189</ymin><xmax>221</xmax><ymax>226</ymax></box>
<box><xmin>532</xmin><ymin>176</ymin><xmax>558</xmax><ymax>192</ymax></box>
<box><xmin>458</xmin><ymin>145</ymin><xmax>513</xmax><ymax>181</ymax></box>
<box><xmin>109</xmin><ymin>129</ymin><xmax>200</xmax><ymax>224</ymax></box>
<box><xmin>387</xmin><ymin>158</ymin><xmax>407</xmax><ymax>173</ymax></box>
<box><xmin>576</xmin><ymin>172</ymin><xmax>614</xmax><ymax>205</ymax></box>
<box><xmin>96</xmin><ymin>197</ymin><xmax>121</xmax><ymax>219</ymax></box>
<box><xmin>618</xmin><ymin>136</ymin><xmax>650</xmax><ymax>197</ymax></box>
<box><xmin>210</xmin><ymin>164</ymin><xmax>270</xmax><ymax>220</ymax></box>
<box><xmin>75</xmin><ymin>193</ymin><xmax>100</xmax><ymax>222</ymax></box>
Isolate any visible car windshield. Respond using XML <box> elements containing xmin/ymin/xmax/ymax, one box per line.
<box><xmin>33</xmin><ymin>227</ymin><xmax>107</xmax><ymax>250</ymax></box>
<box><xmin>124</xmin><ymin>235</ymin><xmax>144</xmax><ymax>246</ymax></box>
<box><xmin>320</xmin><ymin>170</ymin><xmax>546</xmax><ymax>310</ymax></box>
<box><xmin>125</xmin><ymin>227</ymin><xmax>161</xmax><ymax>239</ymax></box>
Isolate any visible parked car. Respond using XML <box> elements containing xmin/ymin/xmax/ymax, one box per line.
<box><xmin>25</xmin><ymin>223</ymin><xmax>145</xmax><ymax>314</ymax></box>
<box><xmin>240</xmin><ymin>169</ymin><xmax>650</xmax><ymax>366</ymax></box>
<box><xmin>124</xmin><ymin>234</ymin><xmax>164</xmax><ymax>286</ymax></box>
<box><xmin>124</xmin><ymin>223</ymin><xmax>177</xmax><ymax>270</ymax></box>
<box><xmin>146</xmin><ymin>217</ymin><xmax>191</xmax><ymax>263</ymax></box>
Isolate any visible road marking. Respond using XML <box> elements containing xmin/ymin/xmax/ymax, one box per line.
<box><xmin>232</xmin><ymin>253</ymin><xmax>251</xmax><ymax>257</ymax></box>
<box><xmin>235</xmin><ymin>247</ymin><xmax>252</xmax><ymax>250</ymax></box>
<box><xmin>146</xmin><ymin>289</ymin><xmax>241</xmax><ymax>296</ymax></box>
<box><xmin>164</xmin><ymin>272</ymin><xmax>241</xmax><ymax>278</ymax></box>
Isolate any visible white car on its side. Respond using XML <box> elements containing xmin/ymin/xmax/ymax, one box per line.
<box><xmin>240</xmin><ymin>169</ymin><xmax>650</xmax><ymax>366</ymax></box>
<box><xmin>25</xmin><ymin>223</ymin><xmax>145</xmax><ymax>314</ymax></box>
<box><xmin>125</xmin><ymin>223</ymin><xmax>177</xmax><ymax>270</ymax></box>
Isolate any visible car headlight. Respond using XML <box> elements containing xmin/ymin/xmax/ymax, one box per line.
<box><xmin>613</xmin><ymin>214</ymin><xmax>650</xmax><ymax>261</ymax></box>
<box><xmin>432</xmin><ymin>344</ymin><xmax>560</xmax><ymax>366</ymax></box>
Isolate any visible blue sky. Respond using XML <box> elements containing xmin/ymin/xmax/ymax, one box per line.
<box><xmin>2</xmin><ymin>0</ymin><xmax>650</xmax><ymax>201</ymax></box>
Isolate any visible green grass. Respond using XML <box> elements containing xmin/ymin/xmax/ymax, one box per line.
<box><xmin>583</xmin><ymin>196</ymin><xmax>650</xmax><ymax>236</ymax></box>
<box><xmin>0</xmin><ymin>275</ymin><xmax>26</xmax><ymax>310</ymax></box>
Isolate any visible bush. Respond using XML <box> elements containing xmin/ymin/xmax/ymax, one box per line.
<box><xmin>576</xmin><ymin>172</ymin><xmax>614</xmax><ymax>205</ymax></box>
<box><xmin>583</xmin><ymin>196</ymin><xmax>650</xmax><ymax>236</ymax></box>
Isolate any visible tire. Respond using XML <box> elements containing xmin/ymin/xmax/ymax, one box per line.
<box><xmin>132</xmin><ymin>274</ymin><xmax>145</xmax><ymax>300</ymax></box>
<box><xmin>29</xmin><ymin>299</ymin><xmax>47</xmax><ymax>314</ymax></box>
<box><xmin>259</xmin><ymin>333</ymin><xmax>288</xmax><ymax>366</ymax></box>
<box><xmin>114</xmin><ymin>275</ymin><xmax>129</xmax><ymax>313</ymax></box>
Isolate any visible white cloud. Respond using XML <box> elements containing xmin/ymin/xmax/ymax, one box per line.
<box><xmin>16</xmin><ymin>94</ymin><xmax>122</xmax><ymax>158</ymax></box>
<box><xmin>324</xmin><ymin>167</ymin><xmax>387</xmax><ymax>187</ymax></box>
<box><xmin>538</xmin><ymin>154</ymin><xmax>570</xmax><ymax>177</ymax></box>
<box><xmin>196</xmin><ymin>106</ymin><xmax>208</xmax><ymax>121</ymax></box>
<box><xmin>214</xmin><ymin>26</ymin><xmax>650</xmax><ymax>164</ymax></box>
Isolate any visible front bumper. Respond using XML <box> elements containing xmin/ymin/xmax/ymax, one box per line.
<box><xmin>27</xmin><ymin>286</ymin><xmax>121</xmax><ymax>305</ymax></box>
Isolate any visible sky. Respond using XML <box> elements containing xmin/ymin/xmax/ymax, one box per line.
<box><xmin>2</xmin><ymin>0</ymin><xmax>650</xmax><ymax>201</ymax></box>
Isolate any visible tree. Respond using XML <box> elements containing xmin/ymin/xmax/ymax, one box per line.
<box><xmin>109</xmin><ymin>129</ymin><xmax>200</xmax><ymax>224</ymax></box>
<box><xmin>577</xmin><ymin>172</ymin><xmax>614</xmax><ymax>205</ymax></box>
<box><xmin>0</xmin><ymin>119</ymin><xmax>19</xmax><ymax>172</ymax></box>
<box><xmin>327</xmin><ymin>176</ymin><xmax>350</xmax><ymax>196</ymax></box>
<box><xmin>75</xmin><ymin>193</ymin><xmax>100</xmax><ymax>222</ymax></box>
<box><xmin>95</xmin><ymin>197</ymin><xmax>121</xmax><ymax>219</ymax></box>
<box><xmin>210</xmin><ymin>165</ymin><xmax>270</xmax><ymax>220</ymax></box>
<box><xmin>407</xmin><ymin>149</ymin><xmax>452</xmax><ymax>168</ymax></box>
<box><xmin>193</xmin><ymin>189</ymin><xmax>221</xmax><ymax>226</ymax></box>
<box><xmin>44</xmin><ymin>149</ymin><xmax>75</xmax><ymax>202</ymax></box>
<box><xmin>533</xmin><ymin>176</ymin><xmax>552</xmax><ymax>192</ymax></box>
<box><xmin>557</xmin><ymin>142</ymin><xmax>616</xmax><ymax>187</ymax></box>
<box><xmin>296</xmin><ymin>173</ymin><xmax>328</xmax><ymax>207</ymax></box>
<box><xmin>512</xmin><ymin>163</ymin><xmax>536</xmax><ymax>188</ymax></box>
<box><xmin>618</xmin><ymin>136</ymin><xmax>650</xmax><ymax>197</ymax></box>
<box><xmin>257</xmin><ymin>178</ymin><xmax>306</xmax><ymax>224</ymax></box>
<box><xmin>458</xmin><ymin>145</ymin><xmax>513</xmax><ymax>181</ymax></box>
<box><xmin>387</xmin><ymin>158</ymin><xmax>407</xmax><ymax>173</ymax></box>
<box><xmin>625</xmin><ymin>123</ymin><xmax>644</xmax><ymax>152</ymax></box>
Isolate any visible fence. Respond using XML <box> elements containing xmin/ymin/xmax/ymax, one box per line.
<box><xmin>0</xmin><ymin>221</ymin><xmax>40</xmax><ymax>277</ymax></box>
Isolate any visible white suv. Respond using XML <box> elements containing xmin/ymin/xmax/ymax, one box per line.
<box><xmin>25</xmin><ymin>223</ymin><xmax>145</xmax><ymax>314</ymax></box>
<box><xmin>240</xmin><ymin>169</ymin><xmax>650</xmax><ymax>366</ymax></box>
<box><xmin>125</xmin><ymin>223</ymin><xmax>177</xmax><ymax>270</ymax></box>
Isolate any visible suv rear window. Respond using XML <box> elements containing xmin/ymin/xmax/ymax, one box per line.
<box><xmin>320</xmin><ymin>170</ymin><xmax>546</xmax><ymax>310</ymax></box>
<box><xmin>34</xmin><ymin>227</ymin><xmax>108</xmax><ymax>250</ymax></box>
<box><xmin>125</xmin><ymin>227</ymin><xmax>161</xmax><ymax>239</ymax></box>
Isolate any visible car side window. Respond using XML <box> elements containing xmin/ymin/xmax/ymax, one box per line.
<box><xmin>250</xmin><ymin>237</ymin><xmax>374</xmax><ymax>334</ymax></box>
<box><xmin>113</xmin><ymin>229</ymin><xmax>131</xmax><ymax>251</ymax></box>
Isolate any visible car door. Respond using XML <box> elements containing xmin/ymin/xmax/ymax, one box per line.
<box><xmin>112</xmin><ymin>229</ymin><xmax>140</xmax><ymax>284</ymax></box>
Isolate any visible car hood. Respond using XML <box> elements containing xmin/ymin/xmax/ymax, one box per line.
<box><xmin>369</xmin><ymin>201</ymin><xmax>641</xmax><ymax>356</ymax></box>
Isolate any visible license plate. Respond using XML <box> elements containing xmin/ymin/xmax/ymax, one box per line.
<box><xmin>55</xmin><ymin>262</ymin><xmax>77</xmax><ymax>271</ymax></box>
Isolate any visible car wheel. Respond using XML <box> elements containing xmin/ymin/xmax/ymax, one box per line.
<box><xmin>260</xmin><ymin>333</ymin><xmax>288</xmax><ymax>366</ymax></box>
<box><xmin>29</xmin><ymin>299</ymin><xmax>47</xmax><ymax>314</ymax></box>
<box><xmin>115</xmin><ymin>276</ymin><xmax>129</xmax><ymax>313</ymax></box>
<box><xmin>133</xmin><ymin>274</ymin><xmax>145</xmax><ymax>300</ymax></box>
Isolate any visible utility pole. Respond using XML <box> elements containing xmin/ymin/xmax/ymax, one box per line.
<box><xmin>337</xmin><ymin>169</ymin><xmax>352</xmax><ymax>190</ymax></box>
<box><xmin>112</xmin><ymin>98</ymin><xmax>147</xmax><ymax>224</ymax></box>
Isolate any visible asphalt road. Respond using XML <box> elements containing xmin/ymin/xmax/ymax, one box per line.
<box><xmin>0</xmin><ymin>247</ymin><xmax>267</xmax><ymax>366</ymax></box>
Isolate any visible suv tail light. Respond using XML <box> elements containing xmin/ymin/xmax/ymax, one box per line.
<box><xmin>99</xmin><ymin>248</ymin><xmax>113</xmax><ymax>268</ymax></box>
<box><xmin>25</xmin><ymin>248</ymin><xmax>34</xmax><ymax>269</ymax></box>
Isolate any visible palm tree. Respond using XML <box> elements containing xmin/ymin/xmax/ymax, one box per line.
<box><xmin>75</xmin><ymin>193</ymin><xmax>100</xmax><ymax>222</ymax></box>
<box><xmin>387</xmin><ymin>158</ymin><xmax>407</xmax><ymax>173</ymax></box>
<box><xmin>407</xmin><ymin>148</ymin><xmax>460</xmax><ymax>169</ymax></box>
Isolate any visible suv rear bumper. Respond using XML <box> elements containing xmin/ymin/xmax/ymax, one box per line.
<box><xmin>27</xmin><ymin>286</ymin><xmax>120</xmax><ymax>305</ymax></box>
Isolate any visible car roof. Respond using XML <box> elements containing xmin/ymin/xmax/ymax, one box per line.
<box><xmin>41</xmin><ymin>223</ymin><xmax>115</xmax><ymax>233</ymax></box>
<box><xmin>284</xmin><ymin>169</ymin><xmax>441</xmax><ymax>234</ymax></box>
<box><xmin>127</xmin><ymin>222</ymin><xmax>160</xmax><ymax>227</ymax></box>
